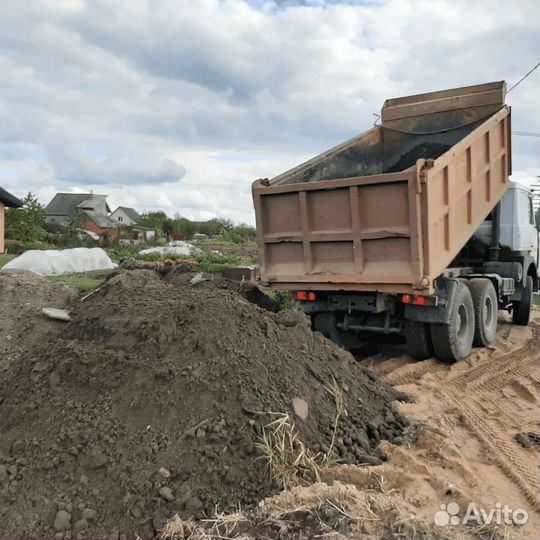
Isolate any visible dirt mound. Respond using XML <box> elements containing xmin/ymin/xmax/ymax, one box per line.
<box><xmin>0</xmin><ymin>272</ymin><xmax>78</xmax><ymax>374</ymax></box>
<box><xmin>0</xmin><ymin>270</ymin><xmax>408</xmax><ymax>539</ymax></box>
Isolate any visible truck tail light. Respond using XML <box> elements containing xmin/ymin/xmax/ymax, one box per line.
<box><xmin>296</xmin><ymin>291</ymin><xmax>316</xmax><ymax>301</ymax></box>
<box><xmin>402</xmin><ymin>294</ymin><xmax>437</xmax><ymax>306</ymax></box>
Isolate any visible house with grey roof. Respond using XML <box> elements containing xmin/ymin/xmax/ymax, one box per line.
<box><xmin>45</xmin><ymin>193</ymin><xmax>111</xmax><ymax>227</ymax></box>
<box><xmin>109</xmin><ymin>206</ymin><xmax>141</xmax><ymax>227</ymax></box>
<box><xmin>45</xmin><ymin>193</ymin><xmax>117</xmax><ymax>240</ymax></box>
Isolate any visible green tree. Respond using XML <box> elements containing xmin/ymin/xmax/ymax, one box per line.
<box><xmin>173</xmin><ymin>218</ymin><xmax>196</xmax><ymax>238</ymax></box>
<box><xmin>162</xmin><ymin>218</ymin><xmax>174</xmax><ymax>240</ymax></box>
<box><xmin>138</xmin><ymin>211</ymin><xmax>168</xmax><ymax>230</ymax></box>
<box><xmin>218</xmin><ymin>217</ymin><xmax>234</xmax><ymax>231</ymax></box>
<box><xmin>235</xmin><ymin>223</ymin><xmax>256</xmax><ymax>241</ymax></box>
<box><xmin>199</xmin><ymin>218</ymin><xmax>222</xmax><ymax>236</ymax></box>
<box><xmin>5</xmin><ymin>192</ymin><xmax>47</xmax><ymax>242</ymax></box>
<box><xmin>70</xmin><ymin>211</ymin><xmax>90</xmax><ymax>229</ymax></box>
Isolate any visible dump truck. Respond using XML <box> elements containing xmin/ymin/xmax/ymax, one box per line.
<box><xmin>252</xmin><ymin>81</ymin><xmax>539</xmax><ymax>361</ymax></box>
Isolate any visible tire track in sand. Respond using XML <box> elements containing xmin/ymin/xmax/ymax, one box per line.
<box><xmin>445</xmin><ymin>323</ymin><xmax>539</xmax><ymax>391</ymax></box>
<box><xmin>381</xmin><ymin>358</ymin><xmax>449</xmax><ymax>386</ymax></box>
<box><xmin>441</xmin><ymin>386</ymin><xmax>540</xmax><ymax>510</ymax></box>
<box><xmin>375</xmin><ymin>319</ymin><xmax>540</xmax><ymax>512</ymax></box>
<box><xmin>439</xmin><ymin>323</ymin><xmax>539</xmax><ymax>509</ymax></box>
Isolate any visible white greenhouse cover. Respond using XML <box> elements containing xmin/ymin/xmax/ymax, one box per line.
<box><xmin>1</xmin><ymin>247</ymin><xmax>117</xmax><ymax>276</ymax></box>
<box><xmin>139</xmin><ymin>241</ymin><xmax>198</xmax><ymax>257</ymax></box>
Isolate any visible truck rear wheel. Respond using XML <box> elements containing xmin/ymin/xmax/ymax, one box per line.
<box><xmin>467</xmin><ymin>278</ymin><xmax>498</xmax><ymax>346</ymax></box>
<box><xmin>512</xmin><ymin>275</ymin><xmax>533</xmax><ymax>326</ymax></box>
<box><xmin>431</xmin><ymin>282</ymin><xmax>475</xmax><ymax>362</ymax></box>
<box><xmin>311</xmin><ymin>312</ymin><xmax>358</xmax><ymax>350</ymax></box>
<box><xmin>404</xmin><ymin>321</ymin><xmax>433</xmax><ymax>360</ymax></box>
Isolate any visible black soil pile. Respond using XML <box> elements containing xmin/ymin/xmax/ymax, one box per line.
<box><xmin>385</xmin><ymin>142</ymin><xmax>451</xmax><ymax>172</ymax></box>
<box><xmin>0</xmin><ymin>272</ymin><xmax>78</xmax><ymax>374</ymax></box>
<box><xmin>0</xmin><ymin>270</ymin><xmax>408</xmax><ymax>539</ymax></box>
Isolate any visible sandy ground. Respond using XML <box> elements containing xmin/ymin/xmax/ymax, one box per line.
<box><xmin>350</xmin><ymin>310</ymin><xmax>540</xmax><ymax>538</ymax></box>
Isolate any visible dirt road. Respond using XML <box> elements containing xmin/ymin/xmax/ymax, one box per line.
<box><xmin>360</xmin><ymin>311</ymin><xmax>540</xmax><ymax>538</ymax></box>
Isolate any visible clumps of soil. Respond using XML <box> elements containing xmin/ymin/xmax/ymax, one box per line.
<box><xmin>119</xmin><ymin>261</ymin><xmax>283</xmax><ymax>312</ymax></box>
<box><xmin>515</xmin><ymin>432</ymin><xmax>540</xmax><ymax>449</ymax></box>
<box><xmin>0</xmin><ymin>272</ymin><xmax>78</xmax><ymax>375</ymax></box>
<box><xmin>0</xmin><ymin>270</ymin><xmax>409</xmax><ymax>539</ymax></box>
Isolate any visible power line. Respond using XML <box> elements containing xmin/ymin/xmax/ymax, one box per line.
<box><xmin>507</xmin><ymin>60</ymin><xmax>540</xmax><ymax>93</ymax></box>
<box><xmin>512</xmin><ymin>131</ymin><xmax>540</xmax><ymax>138</ymax></box>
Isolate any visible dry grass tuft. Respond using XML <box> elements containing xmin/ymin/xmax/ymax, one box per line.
<box><xmin>256</xmin><ymin>379</ymin><xmax>348</xmax><ymax>489</ymax></box>
<box><xmin>161</xmin><ymin>511</ymin><xmax>251</xmax><ymax>540</ymax></box>
<box><xmin>324</xmin><ymin>377</ymin><xmax>346</xmax><ymax>464</ymax></box>
<box><xmin>161</xmin><ymin>482</ymin><xmax>514</xmax><ymax>540</ymax></box>
<box><xmin>260</xmin><ymin>482</ymin><xmax>513</xmax><ymax>540</ymax></box>
<box><xmin>255</xmin><ymin>412</ymin><xmax>322</xmax><ymax>489</ymax></box>
<box><xmin>202</xmin><ymin>511</ymin><xmax>250</xmax><ymax>538</ymax></box>
<box><xmin>161</xmin><ymin>515</ymin><xmax>208</xmax><ymax>540</ymax></box>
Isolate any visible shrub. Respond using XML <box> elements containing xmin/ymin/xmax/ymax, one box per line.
<box><xmin>5</xmin><ymin>241</ymin><xmax>49</xmax><ymax>254</ymax></box>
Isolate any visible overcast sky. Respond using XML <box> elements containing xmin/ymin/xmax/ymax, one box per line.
<box><xmin>1</xmin><ymin>0</ymin><xmax>539</xmax><ymax>224</ymax></box>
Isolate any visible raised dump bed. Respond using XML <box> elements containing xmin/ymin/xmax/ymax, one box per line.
<box><xmin>252</xmin><ymin>81</ymin><xmax>511</xmax><ymax>295</ymax></box>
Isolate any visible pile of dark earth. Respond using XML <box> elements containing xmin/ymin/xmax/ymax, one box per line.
<box><xmin>0</xmin><ymin>269</ymin><xmax>413</xmax><ymax>539</ymax></box>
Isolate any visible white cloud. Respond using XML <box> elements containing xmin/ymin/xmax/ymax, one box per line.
<box><xmin>0</xmin><ymin>0</ymin><xmax>538</xmax><ymax>225</ymax></box>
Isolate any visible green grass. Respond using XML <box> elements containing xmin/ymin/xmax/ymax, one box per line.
<box><xmin>265</xmin><ymin>290</ymin><xmax>295</xmax><ymax>310</ymax></box>
<box><xmin>108</xmin><ymin>247</ymin><xmax>256</xmax><ymax>274</ymax></box>
<box><xmin>192</xmin><ymin>252</ymin><xmax>256</xmax><ymax>273</ymax></box>
<box><xmin>197</xmin><ymin>238</ymin><xmax>257</xmax><ymax>247</ymax></box>
<box><xmin>534</xmin><ymin>294</ymin><xmax>540</xmax><ymax>306</ymax></box>
<box><xmin>108</xmin><ymin>246</ymin><xmax>140</xmax><ymax>262</ymax></box>
<box><xmin>0</xmin><ymin>254</ymin><xmax>16</xmax><ymax>268</ymax></box>
<box><xmin>48</xmin><ymin>270</ymin><xmax>112</xmax><ymax>292</ymax></box>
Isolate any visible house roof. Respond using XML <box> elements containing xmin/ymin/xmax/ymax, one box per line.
<box><xmin>0</xmin><ymin>187</ymin><xmax>24</xmax><ymax>208</ymax></box>
<box><xmin>83</xmin><ymin>211</ymin><xmax>116</xmax><ymax>229</ymax></box>
<box><xmin>46</xmin><ymin>193</ymin><xmax>110</xmax><ymax>216</ymax></box>
<box><xmin>112</xmin><ymin>206</ymin><xmax>141</xmax><ymax>222</ymax></box>
<box><xmin>77</xmin><ymin>194</ymin><xmax>111</xmax><ymax>213</ymax></box>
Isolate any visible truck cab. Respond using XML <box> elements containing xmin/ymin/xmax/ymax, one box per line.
<box><xmin>474</xmin><ymin>182</ymin><xmax>539</xmax><ymax>289</ymax></box>
<box><xmin>501</xmin><ymin>183</ymin><xmax>539</xmax><ymax>269</ymax></box>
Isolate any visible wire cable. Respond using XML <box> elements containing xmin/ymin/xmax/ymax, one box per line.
<box><xmin>512</xmin><ymin>131</ymin><xmax>540</xmax><ymax>138</ymax></box>
<box><xmin>507</xmin><ymin>60</ymin><xmax>540</xmax><ymax>93</ymax></box>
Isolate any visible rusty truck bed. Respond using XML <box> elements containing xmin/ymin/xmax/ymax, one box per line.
<box><xmin>252</xmin><ymin>82</ymin><xmax>511</xmax><ymax>294</ymax></box>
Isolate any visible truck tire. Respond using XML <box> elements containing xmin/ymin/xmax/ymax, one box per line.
<box><xmin>467</xmin><ymin>279</ymin><xmax>498</xmax><ymax>346</ymax></box>
<box><xmin>404</xmin><ymin>321</ymin><xmax>433</xmax><ymax>360</ymax></box>
<box><xmin>431</xmin><ymin>282</ymin><xmax>475</xmax><ymax>362</ymax></box>
<box><xmin>311</xmin><ymin>312</ymin><xmax>358</xmax><ymax>350</ymax></box>
<box><xmin>512</xmin><ymin>275</ymin><xmax>533</xmax><ymax>326</ymax></box>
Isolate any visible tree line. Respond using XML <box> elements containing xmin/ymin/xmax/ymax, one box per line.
<box><xmin>4</xmin><ymin>193</ymin><xmax>256</xmax><ymax>245</ymax></box>
<box><xmin>136</xmin><ymin>211</ymin><xmax>256</xmax><ymax>243</ymax></box>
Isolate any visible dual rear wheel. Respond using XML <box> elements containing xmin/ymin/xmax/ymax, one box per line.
<box><xmin>311</xmin><ymin>312</ymin><xmax>360</xmax><ymax>350</ymax></box>
<box><xmin>405</xmin><ymin>279</ymin><xmax>498</xmax><ymax>362</ymax></box>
